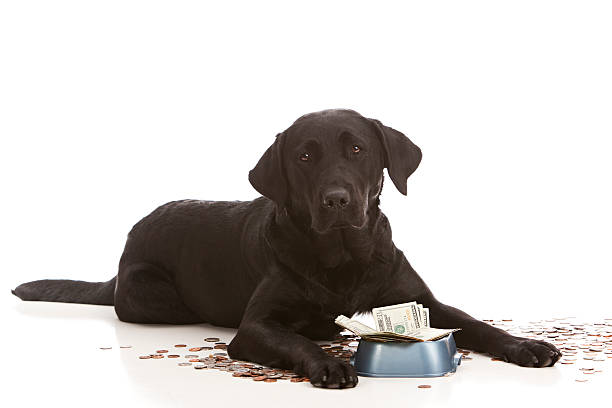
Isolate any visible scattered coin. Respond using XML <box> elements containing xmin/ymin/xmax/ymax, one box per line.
<box><xmin>205</xmin><ymin>337</ymin><xmax>220</xmax><ymax>342</ymax></box>
<box><xmin>99</xmin><ymin>347</ymin><xmax>112</xmax><ymax>350</ymax></box>
<box><xmin>174</xmin><ymin>344</ymin><xmax>187</xmax><ymax>348</ymax></box>
<box><xmin>156</xmin><ymin>350</ymin><xmax>168</xmax><ymax>354</ymax></box>
<box><xmin>264</xmin><ymin>379</ymin><xmax>277</xmax><ymax>383</ymax></box>
<box><xmin>178</xmin><ymin>362</ymin><xmax>192</xmax><ymax>366</ymax></box>
<box><xmin>167</xmin><ymin>355</ymin><xmax>180</xmax><ymax>358</ymax></box>
<box><xmin>418</xmin><ymin>385</ymin><xmax>431</xmax><ymax>389</ymax></box>
<box><xmin>120</xmin><ymin>345</ymin><xmax>132</xmax><ymax>349</ymax></box>
<box><xmin>139</xmin><ymin>355</ymin><xmax>151</xmax><ymax>359</ymax></box>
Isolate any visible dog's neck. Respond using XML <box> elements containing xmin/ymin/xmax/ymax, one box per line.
<box><xmin>270</xmin><ymin>197</ymin><xmax>391</xmax><ymax>271</ymax></box>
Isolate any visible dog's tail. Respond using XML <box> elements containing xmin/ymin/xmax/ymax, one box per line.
<box><xmin>11</xmin><ymin>276</ymin><xmax>116</xmax><ymax>306</ymax></box>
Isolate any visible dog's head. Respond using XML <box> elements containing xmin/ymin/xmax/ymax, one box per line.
<box><xmin>249</xmin><ymin>109</ymin><xmax>421</xmax><ymax>234</ymax></box>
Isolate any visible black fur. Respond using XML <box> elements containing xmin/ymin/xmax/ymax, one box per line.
<box><xmin>13</xmin><ymin>109</ymin><xmax>561</xmax><ymax>388</ymax></box>
<box><xmin>12</xmin><ymin>277</ymin><xmax>116</xmax><ymax>305</ymax></box>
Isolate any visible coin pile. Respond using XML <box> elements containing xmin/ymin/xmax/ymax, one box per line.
<box><xmin>318</xmin><ymin>337</ymin><xmax>360</xmax><ymax>365</ymax></box>
<box><xmin>137</xmin><ymin>334</ymin><xmax>361</xmax><ymax>384</ymax></box>
<box><xmin>482</xmin><ymin>317</ymin><xmax>612</xmax><ymax>383</ymax></box>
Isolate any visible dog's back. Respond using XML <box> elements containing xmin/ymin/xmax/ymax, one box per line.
<box><xmin>12</xmin><ymin>196</ymin><xmax>274</xmax><ymax>322</ymax></box>
<box><xmin>119</xmin><ymin>198</ymin><xmax>273</xmax><ymax>325</ymax></box>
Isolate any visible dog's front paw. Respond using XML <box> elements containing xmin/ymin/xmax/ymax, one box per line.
<box><xmin>500</xmin><ymin>337</ymin><xmax>562</xmax><ymax>367</ymax></box>
<box><xmin>306</xmin><ymin>357</ymin><xmax>358</xmax><ymax>389</ymax></box>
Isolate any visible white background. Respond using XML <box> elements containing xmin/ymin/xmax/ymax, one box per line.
<box><xmin>1</xmin><ymin>1</ymin><xmax>611</xmax><ymax>407</ymax></box>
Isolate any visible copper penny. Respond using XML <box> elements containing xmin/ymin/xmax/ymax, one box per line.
<box><xmin>253</xmin><ymin>376</ymin><xmax>267</xmax><ymax>381</ymax></box>
<box><xmin>264</xmin><ymin>379</ymin><xmax>277</xmax><ymax>383</ymax></box>
<box><xmin>167</xmin><ymin>354</ymin><xmax>180</xmax><ymax>358</ymax></box>
<box><xmin>174</xmin><ymin>344</ymin><xmax>187</xmax><ymax>348</ymax></box>
<box><xmin>418</xmin><ymin>385</ymin><xmax>431</xmax><ymax>389</ymax></box>
<box><xmin>139</xmin><ymin>355</ymin><xmax>151</xmax><ymax>359</ymax></box>
<box><xmin>156</xmin><ymin>350</ymin><xmax>168</xmax><ymax>354</ymax></box>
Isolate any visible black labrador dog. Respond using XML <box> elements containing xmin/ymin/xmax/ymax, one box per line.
<box><xmin>13</xmin><ymin>109</ymin><xmax>561</xmax><ymax>388</ymax></box>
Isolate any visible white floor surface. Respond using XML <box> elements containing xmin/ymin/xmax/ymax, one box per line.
<box><xmin>4</xmin><ymin>297</ymin><xmax>610</xmax><ymax>408</ymax></box>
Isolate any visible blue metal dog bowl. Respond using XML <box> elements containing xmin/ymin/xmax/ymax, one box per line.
<box><xmin>350</xmin><ymin>334</ymin><xmax>462</xmax><ymax>377</ymax></box>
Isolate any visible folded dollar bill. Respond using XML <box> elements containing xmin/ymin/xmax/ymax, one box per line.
<box><xmin>372</xmin><ymin>302</ymin><xmax>431</xmax><ymax>332</ymax></box>
<box><xmin>335</xmin><ymin>312</ymin><xmax>460</xmax><ymax>343</ymax></box>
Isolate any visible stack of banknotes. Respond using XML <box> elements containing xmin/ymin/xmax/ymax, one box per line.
<box><xmin>335</xmin><ymin>301</ymin><xmax>461</xmax><ymax>342</ymax></box>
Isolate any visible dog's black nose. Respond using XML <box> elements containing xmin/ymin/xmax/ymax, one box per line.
<box><xmin>322</xmin><ymin>188</ymin><xmax>350</xmax><ymax>209</ymax></box>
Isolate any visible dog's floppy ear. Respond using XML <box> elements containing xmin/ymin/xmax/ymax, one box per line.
<box><xmin>369</xmin><ymin>118</ymin><xmax>422</xmax><ymax>195</ymax></box>
<box><xmin>249</xmin><ymin>132</ymin><xmax>288</xmax><ymax>206</ymax></box>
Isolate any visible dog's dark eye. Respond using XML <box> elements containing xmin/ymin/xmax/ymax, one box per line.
<box><xmin>299</xmin><ymin>152</ymin><xmax>310</xmax><ymax>162</ymax></box>
<box><xmin>352</xmin><ymin>145</ymin><xmax>361</xmax><ymax>154</ymax></box>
